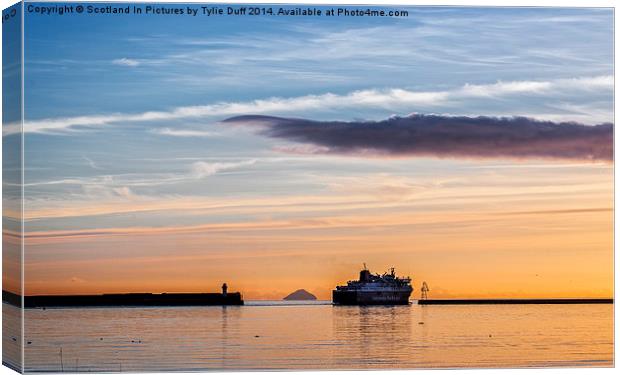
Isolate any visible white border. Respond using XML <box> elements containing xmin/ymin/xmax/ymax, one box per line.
<box><xmin>3</xmin><ymin>0</ymin><xmax>618</xmax><ymax>6</ymax></box>
<box><xmin>0</xmin><ymin>1</ymin><xmax>617</xmax><ymax>375</ymax></box>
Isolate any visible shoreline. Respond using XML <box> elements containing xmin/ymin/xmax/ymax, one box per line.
<box><xmin>418</xmin><ymin>298</ymin><xmax>613</xmax><ymax>305</ymax></box>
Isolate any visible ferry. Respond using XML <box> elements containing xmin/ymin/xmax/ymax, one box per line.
<box><xmin>332</xmin><ymin>266</ymin><xmax>413</xmax><ymax>305</ymax></box>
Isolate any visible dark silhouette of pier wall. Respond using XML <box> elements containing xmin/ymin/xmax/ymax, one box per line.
<box><xmin>418</xmin><ymin>298</ymin><xmax>612</xmax><ymax>305</ymax></box>
<box><xmin>2</xmin><ymin>290</ymin><xmax>243</xmax><ymax>308</ymax></box>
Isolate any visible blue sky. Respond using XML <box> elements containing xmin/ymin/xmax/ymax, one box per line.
<box><xmin>7</xmin><ymin>3</ymin><xmax>614</xmax><ymax>297</ymax></box>
<box><xmin>23</xmin><ymin>5</ymin><xmax>612</xmax><ymax>119</ymax></box>
<box><xmin>18</xmin><ymin>4</ymin><xmax>613</xmax><ymax>205</ymax></box>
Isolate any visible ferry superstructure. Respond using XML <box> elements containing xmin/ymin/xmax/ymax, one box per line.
<box><xmin>333</xmin><ymin>266</ymin><xmax>413</xmax><ymax>305</ymax></box>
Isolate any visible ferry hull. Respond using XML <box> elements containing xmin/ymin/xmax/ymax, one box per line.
<box><xmin>332</xmin><ymin>290</ymin><xmax>411</xmax><ymax>305</ymax></box>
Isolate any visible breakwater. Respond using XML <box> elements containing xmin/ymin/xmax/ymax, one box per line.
<box><xmin>2</xmin><ymin>290</ymin><xmax>243</xmax><ymax>308</ymax></box>
<box><xmin>418</xmin><ymin>298</ymin><xmax>612</xmax><ymax>305</ymax></box>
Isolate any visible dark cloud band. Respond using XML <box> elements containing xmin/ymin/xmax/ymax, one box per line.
<box><xmin>224</xmin><ymin>114</ymin><xmax>613</xmax><ymax>161</ymax></box>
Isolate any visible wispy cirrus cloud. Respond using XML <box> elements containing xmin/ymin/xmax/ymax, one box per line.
<box><xmin>82</xmin><ymin>156</ymin><xmax>103</xmax><ymax>170</ymax></box>
<box><xmin>224</xmin><ymin>114</ymin><xmax>613</xmax><ymax>162</ymax></box>
<box><xmin>16</xmin><ymin>203</ymin><xmax>614</xmax><ymax>242</ymax></box>
<box><xmin>112</xmin><ymin>58</ymin><xmax>141</xmax><ymax>67</ymax></box>
<box><xmin>23</xmin><ymin>159</ymin><xmax>257</xmax><ymax>194</ymax></box>
<box><xmin>190</xmin><ymin>159</ymin><xmax>256</xmax><ymax>178</ymax></box>
<box><xmin>150</xmin><ymin>128</ymin><xmax>218</xmax><ymax>137</ymax></box>
<box><xmin>5</xmin><ymin>75</ymin><xmax>612</xmax><ymax>136</ymax></box>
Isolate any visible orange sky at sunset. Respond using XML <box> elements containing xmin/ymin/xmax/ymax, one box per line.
<box><xmin>9</xmin><ymin>159</ymin><xmax>612</xmax><ymax>300</ymax></box>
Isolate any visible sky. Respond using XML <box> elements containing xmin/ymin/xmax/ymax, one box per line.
<box><xmin>3</xmin><ymin>3</ymin><xmax>614</xmax><ymax>299</ymax></box>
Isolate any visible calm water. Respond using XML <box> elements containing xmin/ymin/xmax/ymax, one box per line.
<box><xmin>3</xmin><ymin>301</ymin><xmax>613</xmax><ymax>372</ymax></box>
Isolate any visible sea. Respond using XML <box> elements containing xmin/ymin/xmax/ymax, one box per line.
<box><xmin>2</xmin><ymin>301</ymin><xmax>614</xmax><ymax>372</ymax></box>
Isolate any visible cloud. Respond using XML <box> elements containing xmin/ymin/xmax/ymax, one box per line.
<box><xmin>191</xmin><ymin>160</ymin><xmax>257</xmax><ymax>178</ymax></box>
<box><xmin>151</xmin><ymin>128</ymin><xmax>217</xmax><ymax>137</ymax></box>
<box><xmin>223</xmin><ymin>114</ymin><xmax>613</xmax><ymax>162</ymax></box>
<box><xmin>6</xmin><ymin>75</ymin><xmax>612</xmax><ymax>135</ymax></box>
<box><xmin>82</xmin><ymin>156</ymin><xmax>103</xmax><ymax>170</ymax></box>
<box><xmin>133</xmin><ymin>11</ymin><xmax>610</xmax><ymax>80</ymax></box>
<box><xmin>112</xmin><ymin>58</ymin><xmax>140</xmax><ymax>67</ymax></box>
<box><xmin>22</xmin><ymin>160</ymin><xmax>258</xmax><ymax>204</ymax></box>
<box><xmin>111</xmin><ymin>187</ymin><xmax>136</xmax><ymax>199</ymax></box>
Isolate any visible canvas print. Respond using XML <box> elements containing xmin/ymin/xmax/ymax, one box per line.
<box><xmin>2</xmin><ymin>1</ymin><xmax>614</xmax><ymax>372</ymax></box>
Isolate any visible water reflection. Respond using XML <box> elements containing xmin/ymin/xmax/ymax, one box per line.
<box><xmin>10</xmin><ymin>302</ymin><xmax>613</xmax><ymax>371</ymax></box>
<box><xmin>333</xmin><ymin>306</ymin><xmax>412</xmax><ymax>367</ymax></box>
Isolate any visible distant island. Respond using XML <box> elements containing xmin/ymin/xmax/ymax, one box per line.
<box><xmin>283</xmin><ymin>289</ymin><xmax>317</xmax><ymax>301</ymax></box>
